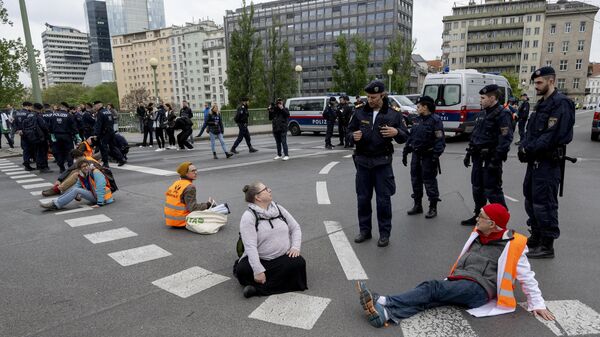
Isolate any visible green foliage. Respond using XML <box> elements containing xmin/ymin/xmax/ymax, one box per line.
<box><xmin>225</xmin><ymin>0</ymin><xmax>267</xmax><ymax>107</ymax></box>
<box><xmin>501</xmin><ymin>71</ymin><xmax>523</xmax><ymax>98</ymax></box>
<box><xmin>332</xmin><ymin>35</ymin><xmax>372</xmax><ymax>95</ymax></box>
<box><xmin>382</xmin><ymin>36</ymin><xmax>416</xmax><ymax>94</ymax></box>
<box><xmin>264</xmin><ymin>24</ymin><xmax>296</xmax><ymax>103</ymax></box>
<box><xmin>0</xmin><ymin>0</ymin><xmax>27</xmax><ymax>107</ymax></box>
<box><xmin>40</xmin><ymin>82</ymin><xmax>120</xmax><ymax>109</ymax></box>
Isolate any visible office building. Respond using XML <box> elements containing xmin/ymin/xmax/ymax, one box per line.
<box><xmin>225</xmin><ymin>0</ymin><xmax>414</xmax><ymax>96</ymax></box>
<box><xmin>85</xmin><ymin>0</ymin><xmax>112</xmax><ymax>63</ymax></box>
<box><xmin>42</xmin><ymin>23</ymin><xmax>91</xmax><ymax>86</ymax></box>
<box><xmin>106</xmin><ymin>0</ymin><xmax>166</xmax><ymax>36</ymax></box>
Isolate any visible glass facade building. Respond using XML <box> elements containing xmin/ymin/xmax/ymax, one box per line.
<box><xmin>225</xmin><ymin>0</ymin><xmax>413</xmax><ymax>96</ymax></box>
<box><xmin>106</xmin><ymin>0</ymin><xmax>166</xmax><ymax>36</ymax></box>
<box><xmin>85</xmin><ymin>0</ymin><xmax>113</xmax><ymax>63</ymax></box>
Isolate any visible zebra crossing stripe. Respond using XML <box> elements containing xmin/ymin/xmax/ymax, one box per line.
<box><xmin>249</xmin><ymin>292</ymin><xmax>331</xmax><ymax>330</ymax></box>
<box><xmin>520</xmin><ymin>300</ymin><xmax>600</xmax><ymax>336</ymax></box>
<box><xmin>152</xmin><ymin>266</ymin><xmax>229</xmax><ymax>298</ymax></box>
<box><xmin>108</xmin><ymin>244</ymin><xmax>172</xmax><ymax>266</ymax></box>
<box><xmin>22</xmin><ymin>183</ymin><xmax>53</xmax><ymax>189</ymax></box>
<box><xmin>5</xmin><ymin>170</ymin><xmax>28</xmax><ymax>175</ymax></box>
<box><xmin>54</xmin><ymin>205</ymin><xmax>93</xmax><ymax>215</ymax></box>
<box><xmin>1</xmin><ymin>167</ymin><xmax>23</xmax><ymax>172</ymax></box>
<box><xmin>16</xmin><ymin>178</ymin><xmax>45</xmax><ymax>184</ymax></box>
<box><xmin>10</xmin><ymin>174</ymin><xmax>37</xmax><ymax>179</ymax></box>
<box><xmin>30</xmin><ymin>191</ymin><xmax>43</xmax><ymax>196</ymax></box>
<box><xmin>64</xmin><ymin>214</ymin><xmax>112</xmax><ymax>227</ymax></box>
<box><xmin>84</xmin><ymin>227</ymin><xmax>138</xmax><ymax>244</ymax></box>
<box><xmin>400</xmin><ymin>306</ymin><xmax>477</xmax><ymax>337</ymax></box>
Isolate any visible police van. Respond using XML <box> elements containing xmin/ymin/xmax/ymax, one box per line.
<box><xmin>286</xmin><ymin>96</ymin><xmax>356</xmax><ymax>136</ymax></box>
<box><xmin>421</xmin><ymin>69</ymin><xmax>512</xmax><ymax>135</ymax></box>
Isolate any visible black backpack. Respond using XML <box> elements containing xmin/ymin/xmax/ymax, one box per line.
<box><xmin>96</xmin><ymin>166</ymin><xmax>118</xmax><ymax>192</ymax></box>
<box><xmin>22</xmin><ymin>115</ymin><xmax>44</xmax><ymax>142</ymax></box>
<box><xmin>236</xmin><ymin>204</ymin><xmax>288</xmax><ymax>258</ymax></box>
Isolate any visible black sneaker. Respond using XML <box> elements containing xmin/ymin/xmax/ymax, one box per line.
<box><xmin>461</xmin><ymin>215</ymin><xmax>477</xmax><ymax>226</ymax></box>
<box><xmin>39</xmin><ymin>167</ymin><xmax>53</xmax><ymax>173</ymax></box>
<box><xmin>249</xmin><ymin>148</ymin><xmax>258</xmax><ymax>153</ymax></box>
<box><xmin>118</xmin><ymin>160</ymin><xmax>127</xmax><ymax>167</ymax></box>
<box><xmin>243</xmin><ymin>285</ymin><xmax>257</xmax><ymax>298</ymax></box>
<box><xmin>377</xmin><ymin>237</ymin><xmax>389</xmax><ymax>247</ymax></box>
<box><xmin>230</xmin><ymin>149</ymin><xmax>239</xmax><ymax>154</ymax></box>
<box><xmin>354</xmin><ymin>232</ymin><xmax>372</xmax><ymax>243</ymax></box>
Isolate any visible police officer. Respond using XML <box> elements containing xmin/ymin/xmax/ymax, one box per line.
<box><xmin>22</xmin><ymin>103</ymin><xmax>52</xmax><ymax>173</ymax></box>
<box><xmin>230</xmin><ymin>97</ymin><xmax>258</xmax><ymax>154</ymax></box>
<box><xmin>49</xmin><ymin>102</ymin><xmax>80</xmax><ymax>173</ymax></box>
<box><xmin>13</xmin><ymin>102</ymin><xmax>35</xmax><ymax>170</ymax></box>
<box><xmin>403</xmin><ymin>96</ymin><xmax>445</xmax><ymax>218</ymax></box>
<box><xmin>461</xmin><ymin>84</ymin><xmax>513</xmax><ymax>226</ymax></box>
<box><xmin>347</xmin><ymin>80</ymin><xmax>408</xmax><ymax>247</ymax></box>
<box><xmin>337</xmin><ymin>95</ymin><xmax>353</xmax><ymax>147</ymax></box>
<box><xmin>81</xmin><ymin>103</ymin><xmax>96</xmax><ymax>139</ymax></box>
<box><xmin>518</xmin><ymin>67</ymin><xmax>575</xmax><ymax>259</ymax></box>
<box><xmin>93</xmin><ymin>100</ymin><xmax>126</xmax><ymax>168</ymax></box>
<box><xmin>323</xmin><ymin>97</ymin><xmax>337</xmax><ymax>149</ymax></box>
<box><xmin>515</xmin><ymin>93</ymin><xmax>530</xmax><ymax>145</ymax></box>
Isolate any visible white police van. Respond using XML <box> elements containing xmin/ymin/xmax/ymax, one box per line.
<box><xmin>286</xmin><ymin>96</ymin><xmax>356</xmax><ymax>136</ymax></box>
<box><xmin>422</xmin><ymin>69</ymin><xmax>512</xmax><ymax>135</ymax></box>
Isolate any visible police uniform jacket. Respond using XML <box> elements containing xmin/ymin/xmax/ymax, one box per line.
<box><xmin>323</xmin><ymin>104</ymin><xmax>337</xmax><ymax>122</ymax></box>
<box><xmin>50</xmin><ymin>109</ymin><xmax>78</xmax><ymax>139</ymax></box>
<box><xmin>517</xmin><ymin>101</ymin><xmax>530</xmax><ymax>121</ymax></box>
<box><xmin>469</xmin><ymin>103</ymin><xmax>513</xmax><ymax>161</ymax></box>
<box><xmin>521</xmin><ymin>90</ymin><xmax>574</xmax><ymax>159</ymax></box>
<box><xmin>94</xmin><ymin>108</ymin><xmax>115</xmax><ymax>137</ymax></box>
<box><xmin>13</xmin><ymin>109</ymin><xmax>29</xmax><ymax>131</ymax></box>
<box><xmin>234</xmin><ymin>104</ymin><xmax>249</xmax><ymax>125</ymax></box>
<box><xmin>81</xmin><ymin>111</ymin><xmax>95</xmax><ymax>132</ymax></box>
<box><xmin>347</xmin><ymin>98</ymin><xmax>408</xmax><ymax>166</ymax></box>
<box><xmin>21</xmin><ymin>111</ymin><xmax>49</xmax><ymax>143</ymax></box>
<box><xmin>406</xmin><ymin>114</ymin><xmax>445</xmax><ymax>156</ymax></box>
<box><xmin>337</xmin><ymin>103</ymin><xmax>353</xmax><ymax>126</ymax></box>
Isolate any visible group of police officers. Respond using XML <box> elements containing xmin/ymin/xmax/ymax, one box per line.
<box><xmin>11</xmin><ymin>100</ymin><xmax>126</xmax><ymax>174</ymax></box>
<box><xmin>347</xmin><ymin>66</ymin><xmax>574</xmax><ymax>259</ymax></box>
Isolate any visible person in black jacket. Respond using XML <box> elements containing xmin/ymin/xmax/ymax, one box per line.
<box><xmin>20</xmin><ymin>103</ymin><xmax>52</xmax><ymax>173</ymax></box>
<box><xmin>180</xmin><ymin>100</ymin><xmax>194</xmax><ymax>144</ymax></box>
<box><xmin>174</xmin><ymin>114</ymin><xmax>194</xmax><ymax>150</ymax></box>
<box><xmin>48</xmin><ymin>102</ymin><xmax>80</xmax><ymax>173</ymax></box>
<box><xmin>337</xmin><ymin>95</ymin><xmax>353</xmax><ymax>147</ymax></box>
<box><xmin>93</xmin><ymin>100</ymin><xmax>126</xmax><ymax>168</ymax></box>
<box><xmin>230</xmin><ymin>97</ymin><xmax>258</xmax><ymax>154</ymax></box>
<box><xmin>136</xmin><ymin>102</ymin><xmax>145</xmax><ymax>134</ymax></box>
<box><xmin>269</xmin><ymin>99</ymin><xmax>290</xmax><ymax>160</ymax></box>
<box><xmin>323</xmin><ymin>97</ymin><xmax>338</xmax><ymax>149</ymax></box>
<box><xmin>346</xmin><ymin>81</ymin><xmax>408</xmax><ymax>247</ymax></box>
<box><xmin>154</xmin><ymin>104</ymin><xmax>167</xmax><ymax>151</ymax></box>
<box><xmin>13</xmin><ymin>102</ymin><xmax>35</xmax><ymax>170</ymax></box>
<box><xmin>206</xmin><ymin>104</ymin><xmax>232</xmax><ymax>159</ymax></box>
<box><xmin>81</xmin><ymin>103</ymin><xmax>96</xmax><ymax>139</ymax></box>
<box><xmin>165</xmin><ymin>103</ymin><xmax>177</xmax><ymax>149</ymax></box>
<box><xmin>515</xmin><ymin>93</ymin><xmax>530</xmax><ymax>145</ymax></box>
<box><xmin>142</xmin><ymin>103</ymin><xmax>154</xmax><ymax>147</ymax></box>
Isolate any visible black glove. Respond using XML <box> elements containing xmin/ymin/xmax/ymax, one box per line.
<box><xmin>463</xmin><ymin>152</ymin><xmax>471</xmax><ymax>168</ymax></box>
<box><xmin>402</xmin><ymin>152</ymin><xmax>408</xmax><ymax>167</ymax></box>
<box><xmin>518</xmin><ymin>148</ymin><xmax>528</xmax><ymax>163</ymax></box>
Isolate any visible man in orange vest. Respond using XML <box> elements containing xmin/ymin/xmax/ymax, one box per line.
<box><xmin>164</xmin><ymin>161</ymin><xmax>215</xmax><ymax>227</ymax></box>
<box><xmin>41</xmin><ymin>149</ymin><xmax>102</xmax><ymax>196</ymax></box>
<box><xmin>355</xmin><ymin>203</ymin><xmax>555</xmax><ymax>328</ymax></box>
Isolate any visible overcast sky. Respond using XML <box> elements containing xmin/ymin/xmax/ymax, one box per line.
<box><xmin>3</xmin><ymin>0</ymin><xmax>600</xmax><ymax>85</ymax></box>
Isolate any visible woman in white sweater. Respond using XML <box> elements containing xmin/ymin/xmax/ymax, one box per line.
<box><xmin>234</xmin><ymin>181</ymin><xmax>307</xmax><ymax>298</ymax></box>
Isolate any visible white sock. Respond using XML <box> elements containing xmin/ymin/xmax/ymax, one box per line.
<box><xmin>377</xmin><ymin>296</ymin><xmax>387</xmax><ymax>306</ymax></box>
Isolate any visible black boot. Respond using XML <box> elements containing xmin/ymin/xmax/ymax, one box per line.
<box><xmin>425</xmin><ymin>201</ymin><xmax>438</xmax><ymax>219</ymax></box>
<box><xmin>527</xmin><ymin>228</ymin><xmax>541</xmax><ymax>249</ymax></box>
<box><xmin>230</xmin><ymin>148</ymin><xmax>239</xmax><ymax>154</ymax></box>
<box><xmin>23</xmin><ymin>163</ymin><xmax>35</xmax><ymax>171</ymax></box>
<box><xmin>225</xmin><ymin>152</ymin><xmax>233</xmax><ymax>158</ymax></box>
<box><xmin>213</xmin><ymin>152</ymin><xmax>218</xmax><ymax>159</ymax></box>
<box><xmin>249</xmin><ymin>147</ymin><xmax>258</xmax><ymax>153</ymax></box>
<box><xmin>461</xmin><ymin>215</ymin><xmax>477</xmax><ymax>226</ymax></box>
<box><xmin>407</xmin><ymin>200</ymin><xmax>423</xmax><ymax>215</ymax></box>
<box><xmin>527</xmin><ymin>237</ymin><xmax>555</xmax><ymax>259</ymax></box>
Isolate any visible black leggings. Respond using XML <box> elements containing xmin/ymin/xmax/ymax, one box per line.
<box><xmin>155</xmin><ymin>127</ymin><xmax>165</xmax><ymax>148</ymax></box>
<box><xmin>166</xmin><ymin>128</ymin><xmax>176</xmax><ymax>146</ymax></box>
<box><xmin>233</xmin><ymin>254</ymin><xmax>307</xmax><ymax>296</ymax></box>
<box><xmin>143</xmin><ymin>126</ymin><xmax>153</xmax><ymax>146</ymax></box>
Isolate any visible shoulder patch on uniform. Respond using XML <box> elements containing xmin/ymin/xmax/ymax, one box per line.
<box><xmin>360</xmin><ymin>120</ymin><xmax>370</xmax><ymax>125</ymax></box>
<box><xmin>548</xmin><ymin>117</ymin><xmax>558</xmax><ymax>128</ymax></box>
<box><xmin>435</xmin><ymin>130</ymin><xmax>443</xmax><ymax>138</ymax></box>
<box><xmin>501</xmin><ymin>127</ymin><xmax>509</xmax><ymax>136</ymax></box>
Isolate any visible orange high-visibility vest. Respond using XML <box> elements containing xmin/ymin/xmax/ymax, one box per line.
<box><xmin>83</xmin><ymin>141</ymin><xmax>93</xmax><ymax>157</ymax></box>
<box><xmin>164</xmin><ymin>179</ymin><xmax>192</xmax><ymax>227</ymax></box>
<box><xmin>449</xmin><ymin>231</ymin><xmax>527</xmax><ymax>311</ymax></box>
<box><xmin>85</xmin><ymin>156</ymin><xmax>101</xmax><ymax>166</ymax></box>
<box><xmin>79</xmin><ymin>169</ymin><xmax>113</xmax><ymax>202</ymax></box>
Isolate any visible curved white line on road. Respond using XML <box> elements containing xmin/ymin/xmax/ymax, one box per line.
<box><xmin>343</xmin><ymin>154</ymin><xmax>353</xmax><ymax>158</ymax></box>
<box><xmin>319</xmin><ymin>161</ymin><xmax>339</xmax><ymax>175</ymax></box>
<box><xmin>324</xmin><ymin>221</ymin><xmax>368</xmax><ymax>280</ymax></box>
<box><xmin>316</xmin><ymin>181</ymin><xmax>331</xmax><ymax>204</ymax></box>
<box><xmin>504</xmin><ymin>195</ymin><xmax>519</xmax><ymax>202</ymax></box>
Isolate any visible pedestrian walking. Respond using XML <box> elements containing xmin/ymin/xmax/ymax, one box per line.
<box><xmin>136</xmin><ymin>102</ymin><xmax>145</xmax><ymax>134</ymax></box>
<box><xmin>93</xmin><ymin>100</ymin><xmax>126</xmax><ymax>168</ymax></box>
<box><xmin>461</xmin><ymin>85</ymin><xmax>513</xmax><ymax>227</ymax></box>
<box><xmin>347</xmin><ymin>81</ymin><xmax>408</xmax><ymax>247</ymax></box>
<box><xmin>269</xmin><ymin>99</ymin><xmax>290</xmax><ymax>160</ymax></box>
<box><xmin>142</xmin><ymin>103</ymin><xmax>154</xmax><ymax>147</ymax></box>
<box><xmin>518</xmin><ymin>67</ymin><xmax>575</xmax><ymax>259</ymax></box>
<box><xmin>515</xmin><ymin>93</ymin><xmax>530</xmax><ymax>145</ymax></box>
<box><xmin>323</xmin><ymin>97</ymin><xmax>337</xmax><ymax>149</ymax></box>
<box><xmin>196</xmin><ymin>103</ymin><xmax>210</xmax><ymax>137</ymax></box>
<box><xmin>165</xmin><ymin>103</ymin><xmax>177</xmax><ymax>149</ymax></box>
<box><xmin>0</xmin><ymin>109</ymin><xmax>15</xmax><ymax>148</ymax></box>
<box><xmin>5</xmin><ymin>104</ymin><xmax>16</xmax><ymax>144</ymax></box>
<box><xmin>206</xmin><ymin>103</ymin><xmax>233</xmax><ymax>159</ymax></box>
<box><xmin>402</xmin><ymin>96</ymin><xmax>445</xmax><ymax>219</ymax></box>
<box><xmin>154</xmin><ymin>104</ymin><xmax>166</xmax><ymax>151</ymax></box>
<box><xmin>180</xmin><ymin>100</ymin><xmax>194</xmax><ymax>144</ymax></box>
<box><xmin>230</xmin><ymin>97</ymin><xmax>258</xmax><ymax>154</ymax></box>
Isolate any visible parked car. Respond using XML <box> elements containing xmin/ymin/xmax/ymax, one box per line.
<box><xmin>285</xmin><ymin>96</ymin><xmax>356</xmax><ymax>136</ymax></box>
<box><xmin>404</xmin><ymin>94</ymin><xmax>420</xmax><ymax>104</ymax></box>
<box><xmin>592</xmin><ymin>104</ymin><xmax>600</xmax><ymax>141</ymax></box>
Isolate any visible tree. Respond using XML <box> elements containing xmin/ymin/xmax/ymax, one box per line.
<box><xmin>88</xmin><ymin>82</ymin><xmax>120</xmax><ymax>109</ymax></box>
<box><xmin>225</xmin><ymin>0</ymin><xmax>267</xmax><ymax>107</ymax></box>
<box><xmin>0</xmin><ymin>1</ymin><xmax>28</xmax><ymax>106</ymax></box>
<box><xmin>332</xmin><ymin>35</ymin><xmax>372</xmax><ymax>95</ymax></box>
<box><xmin>501</xmin><ymin>71</ymin><xmax>523</xmax><ymax>98</ymax></box>
<box><xmin>120</xmin><ymin>88</ymin><xmax>151</xmax><ymax>111</ymax></box>
<box><xmin>42</xmin><ymin>84</ymin><xmax>89</xmax><ymax>106</ymax></box>
<box><xmin>382</xmin><ymin>36</ymin><xmax>416</xmax><ymax>94</ymax></box>
<box><xmin>264</xmin><ymin>24</ymin><xmax>296</xmax><ymax>103</ymax></box>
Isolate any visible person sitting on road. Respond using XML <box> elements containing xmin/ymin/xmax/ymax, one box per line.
<box><xmin>356</xmin><ymin>203</ymin><xmax>555</xmax><ymax>328</ymax></box>
<box><xmin>164</xmin><ymin>162</ymin><xmax>216</xmax><ymax>228</ymax></box>
<box><xmin>40</xmin><ymin>160</ymin><xmax>114</xmax><ymax>210</ymax></box>
<box><xmin>42</xmin><ymin>149</ymin><xmax>102</xmax><ymax>196</ymax></box>
<box><xmin>233</xmin><ymin>181</ymin><xmax>307</xmax><ymax>298</ymax></box>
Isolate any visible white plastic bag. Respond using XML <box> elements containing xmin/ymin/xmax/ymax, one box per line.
<box><xmin>186</xmin><ymin>209</ymin><xmax>228</xmax><ymax>234</ymax></box>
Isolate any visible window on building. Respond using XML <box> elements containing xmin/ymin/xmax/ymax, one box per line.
<box><xmin>562</xmin><ymin>41</ymin><xmax>569</xmax><ymax>52</ymax></box>
<box><xmin>577</xmin><ymin>40</ymin><xmax>584</xmax><ymax>51</ymax></box>
<box><xmin>533</xmin><ymin>40</ymin><xmax>539</xmax><ymax>48</ymax></box>
<box><xmin>531</xmin><ymin>65</ymin><xmax>536</xmax><ymax>72</ymax></box>
<box><xmin>559</xmin><ymin>60</ymin><xmax>568</xmax><ymax>71</ymax></box>
<box><xmin>580</xmin><ymin>21</ymin><xmax>586</xmax><ymax>32</ymax></box>
<box><xmin>546</xmin><ymin>60</ymin><xmax>552</xmax><ymax>67</ymax></box>
<box><xmin>575</xmin><ymin>59</ymin><xmax>582</xmax><ymax>70</ymax></box>
<box><xmin>536</xmin><ymin>15</ymin><xmax>541</xmax><ymax>22</ymax></box>
<box><xmin>565</xmin><ymin>22</ymin><xmax>571</xmax><ymax>33</ymax></box>
<box><xmin>523</xmin><ymin>53</ymin><xmax>529</xmax><ymax>61</ymax></box>
<box><xmin>550</xmin><ymin>24</ymin><xmax>556</xmax><ymax>34</ymax></box>
<box><xmin>534</xmin><ymin>27</ymin><xmax>540</xmax><ymax>35</ymax></box>
<box><xmin>526</xmin><ymin>15</ymin><xmax>532</xmax><ymax>22</ymax></box>
<box><xmin>557</xmin><ymin>78</ymin><xmax>566</xmax><ymax>89</ymax></box>
<box><xmin>525</xmin><ymin>28</ymin><xmax>531</xmax><ymax>35</ymax></box>
<box><xmin>548</xmin><ymin>42</ymin><xmax>554</xmax><ymax>53</ymax></box>
<box><xmin>573</xmin><ymin>78</ymin><xmax>580</xmax><ymax>89</ymax></box>
<box><xmin>524</xmin><ymin>41</ymin><xmax>530</xmax><ymax>48</ymax></box>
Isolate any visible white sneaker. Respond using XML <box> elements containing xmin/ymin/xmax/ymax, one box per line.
<box><xmin>149</xmin><ymin>145</ymin><xmax>153</xmax><ymax>148</ymax></box>
<box><xmin>155</xmin><ymin>148</ymin><xmax>161</xmax><ymax>152</ymax></box>
<box><xmin>139</xmin><ymin>145</ymin><xmax>143</xmax><ymax>148</ymax></box>
<box><xmin>274</xmin><ymin>156</ymin><xmax>281</xmax><ymax>160</ymax></box>
<box><xmin>282</xmin><ymin>156</ymin><xmax>289</xmax><ymax>161</ymax></box>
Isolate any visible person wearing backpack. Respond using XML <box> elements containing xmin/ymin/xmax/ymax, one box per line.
<box><xmin>40</xmin><ymin>159</ymin><xmax>114</xmax><ymax>210</ymax></box>
<box><xmin>233</xmin><ymin>181</ymin><xmax>307</xmax><ymax>298</ymax></box>
<box><xmin>21</xmin><ymin>103</ymin><xmax>52</xmax><ymax>173</ymax></box>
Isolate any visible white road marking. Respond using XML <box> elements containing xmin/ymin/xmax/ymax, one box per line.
<box><xmin>84</xmin><ymin>227</ymin><xmax>138</xmax><ymax>244</ymax></box>
<box><xmin>316</xmin><ymin>181</ymin><xmax>331</xmax><ymax>205</ymax></box>
<box><xmin>319</xmin><ymin>161</ymin><xmax>339</xmax><ymax>175</ymax></box>
<box><xmin>64</xmin><ymin>214</ymin><xmax>112</xmax><ymax>227</ymax></box>
<box><xmin>108</xmin><ymin>244</ymin><xmax>172</xmax><ymax>266</ymax></box>
<box><xmin>16</xmin><ymin>178</ymin><xmax>45</xmax><ymax>184</ymax></box>
<box><xmin>113</xmin><ymin>164</ymin><xmax>177</xmax><ymax>176</ymax></box>
<box><xmin>574</xmin><ymin>125</ymin><xmax>580</xmax><ymax>128</ymax></box>
<box><xmin>504</xmin><ymin>195</ymin><xmax>519</xmax><ymax>202</ymax></box>
<box><xmin>400</xmin><ymin>306</ymin><xmax>477</xmax><ymax>337</ymax></box>
<box><xmin>323</xmin><ymin>221</ymin><xmax>368</xmax><ymax>280</ymax></box>
<box><xmin>1</xmin><ymin>167</ymin><xmax>21</xmax><ymax>171</ymax></box>
<box><xmin>343</xmin><ymin>154</ymin><xmax>353</xmax><ymax>158</ymax></box>
<box><xmin>0</xmin><ymin>164</ymin><xmax>17</xmax><ymax>168</ymax></box>
<box><xmin>152</xmin><ymin>266</ymin><xmax>230</xmax><ymax>298</ymax></box>
<box><xmin>5</xmin><ymin>170</ymin><xmax>28</xmax><ymax>175</ymax></box>
<box><xmin>22</xmin><ymin>182</ymin><xmax>53</xmax><ymax>189</ymax></box>
<box><xmin>520</xmin><ymin>300</ymin><xmax>600</xmax><ymax>336</ymax></box>
<box><xmin>30</xmin><ymin>191</ymin><xmax>43</xmax><ymax>196</ymax></box>
<box><xmin>55</xmin><ymin>205</ymin><xmax>93</xmax><ymax>215</ymax></box>
<box><xmin>10</xmin><ymin>174</ymin><xmax>37</xmax><ymax>179</ymax></box>
<box><xmin>249</xmin><ymin>292</ymin><xmax>331</xmax><ymax>330</ymax></box>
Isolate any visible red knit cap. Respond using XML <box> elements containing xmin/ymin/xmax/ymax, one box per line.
<box><xmin>482</xmin><ymin>203</ymin><xmax>510</xmax><ymax>229</ymax></box>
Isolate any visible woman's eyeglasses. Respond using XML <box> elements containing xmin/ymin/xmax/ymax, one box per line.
<box><xmin>258</xmin><ymin>186</ymin><xmax>272</xmax><ymax>194</ymax></box>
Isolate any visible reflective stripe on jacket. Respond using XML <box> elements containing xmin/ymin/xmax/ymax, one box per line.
<box><xmin>164</xmin><ymin>179</ymin><xmax>192</xmax><ymax>227</ymax></box>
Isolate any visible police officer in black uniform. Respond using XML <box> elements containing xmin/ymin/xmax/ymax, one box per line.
<box><xmin>347</xmin><ymin>81</ymin><xmax>408</xmax><ymax>247</ymax></box>
<box><xmin>461</xmin><ymin>84</ymin><xmax>513</xmax><ymax>226</ymax></box>
<box><xmin>403</xmin><ymin>96</ymin><xmax>445</xmax><ymax>218</ymax></box>
<box><xmin>337</xmin><ymin>95</ymin><xmax>353</xmax><ymax>147</ymax></box>
<box><xmin>515</xmin><ymin>93</ymin><xmax>530</xmax><ymax>145</ymax></box>
<box><xmin>49</xmin><ymin>102</ymin><xmax>80</xmax><ymax>173</ymax></box>
<box><xmin>22</xmin><ymin>103</ymin><xmax>52</xmax><ymax>173</ymax></box>
<box><xmin>13</xmin><ymin>102</ymin><xmax>35</xmax><ymax>170</ymax></box>
<box><xmin>93</xmin><ymin>100</ymin><xmax>126</xmax><ymax>168</ymax></box>
<box><xmin>230</xmin><ymin>97</ymin><xmax>258</xmax><ymax>154</ymax></box>
<box><xmin>81</xmin><ymin>103</ymin><xmax>96</xmax><ymax>139</ymax></box>
<box><xmin>519</xmin><ymin>67</ymin><xmax>575</xmax><ymax>259</ymax></box>
<box><xmin>323</xmin><ymin>97</ymin><xmax>337</xmax><ymax>149</ymax></box>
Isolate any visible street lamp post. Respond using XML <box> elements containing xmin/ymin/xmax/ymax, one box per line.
<box><xmin>149</xmin><ymin>57</ymin><xmax>159</xmax><ymax>104</ymax></box>
<box><xmin>387</xmin><ymin>69</ymin><xmax>394</xmax><ymax>93</ymax></box>
<box><xmin>19</xmin><ymin>0</ymin><xmax>42</xmax><ymax>103</ymax></box>
<box><xmin>295</xmin><ymin>64</ymin><xmax>303</xmax><ymax>97</ymax></box>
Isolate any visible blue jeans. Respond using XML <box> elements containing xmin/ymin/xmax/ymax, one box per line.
<box><xmin>209</xmin><ymin>132</ymin><xmax>228</xmax><ymax>153</ymax></box>
<box><xmin>383</xmin><ymin>279</ymin><xmax>488</xmax><ymax>321</ymax></box>
<box><xmin>54</xmin><ymin>187</ymin><xmax>96</xmax><ymax>209</ymax></box>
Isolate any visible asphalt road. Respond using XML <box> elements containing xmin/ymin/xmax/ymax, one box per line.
<box><xmin>1</xmin><ymin>109</ymin><xmax>599</xmax><ymax>337</ymax></box>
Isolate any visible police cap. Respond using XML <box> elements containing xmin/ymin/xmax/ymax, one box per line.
<box><xmin>341</xmin><ymin>95</ymin><xmax>350</xmax><ymax>101</ymax></box>
<box><xmin>416</xmin><ymin>95</ymin><xmax>436</xmax><ymax>112</ymax></box>
<box><xmin>364</xmin><ymin>80</ymin><xmax>385</xmax><ymax>94</ymax></box>
<box><xmin>329</xmin><ymin>96</ymin><xmax>337</xmax><ymax>102</ymax></box>
<box><xmin>33</xmin><ymin>103</ymin><xmax>44</xmax><ymax>110</ymax></box>
<box><xmin>93</xmin><ymin>100</ymin><xmax>103</xmax><ymax>105</ymax></box>
<box><xmin>520</xmin><ymin>93</ymin><xmax>528</xmax><ymax>97</ymax></box>
<box><xmin>240</xmin><ymin>97</ymin><xmax>249</xmax><ymax>102</ymax></box>
<box><xmin>479</xmin><ymin>84</ymin><xmax>499</xmax><ymax>95</ymax></box>
<box><xmin>531</xmin><ymin>66</ymin><xmax>556</xmax><ymax>80</ymax></box>
<box><xmin>22</xmin><ymin>101</ymin><xmax>33</xmax><ymax>107</ymax></box>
